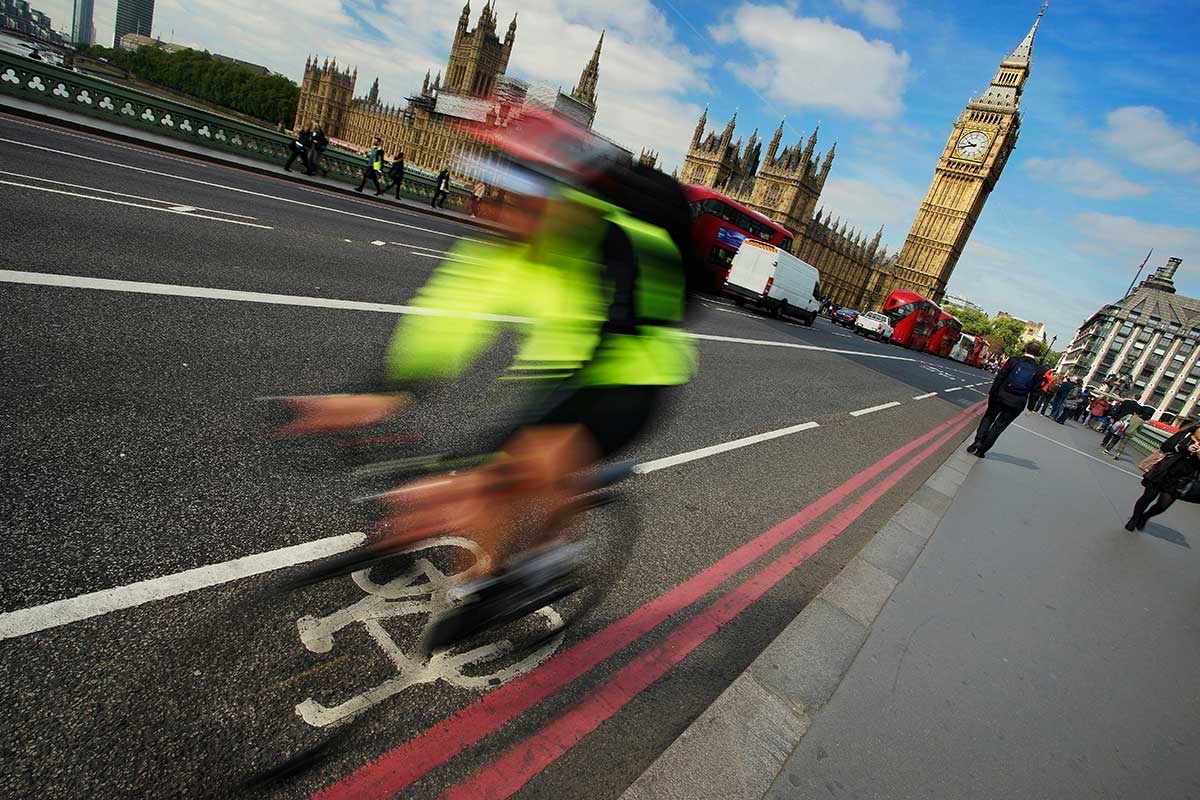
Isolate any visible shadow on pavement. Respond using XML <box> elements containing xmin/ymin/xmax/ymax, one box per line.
<box><xmin>982</xmin><ymin>452</ymin><xmax>1039</xmax><ymax>470</ymax></box>
<box><xmin>1141</xmin><ymin>524</ymin><xmax>1191</xmax><ymax>549</ymax></box>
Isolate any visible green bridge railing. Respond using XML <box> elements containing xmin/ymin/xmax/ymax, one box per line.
<box><xmin>0</xmin><ymin>52</ymin><xmax>471</xmax><ymax>212</ymax></box>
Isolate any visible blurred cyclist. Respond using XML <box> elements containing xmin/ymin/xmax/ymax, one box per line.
<box><xmin>279</xmin><ymin>110</ymin><xmax>698</xmax><ymax>603</ymax></box>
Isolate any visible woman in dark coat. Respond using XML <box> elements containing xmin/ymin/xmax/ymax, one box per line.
<box><xmin>1126</xmin><ymin>425</ymin><xmax>1200</xmax><ymax>530</ymax></box>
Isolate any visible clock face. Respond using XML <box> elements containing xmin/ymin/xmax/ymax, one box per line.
<box><xmin>955</xmin><ymin>130</ymin><xmax>991</xmax><ymax>160</ymax></box>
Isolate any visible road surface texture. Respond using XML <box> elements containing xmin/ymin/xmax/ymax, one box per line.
<box><xmin>768</xmin><ymin>416</ymin><xmax>1200</xmax><ymax>800</ymax></box>
<box><xmin>1</xmin><ymin>113</ymin><xmax>991</xmax><ymax>800</ymax></box>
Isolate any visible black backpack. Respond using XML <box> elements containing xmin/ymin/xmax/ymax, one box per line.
<box><xmin>1004</xmin><ymin>358</ymin><xmax>1042</xmax><ymax>396</ymax></box>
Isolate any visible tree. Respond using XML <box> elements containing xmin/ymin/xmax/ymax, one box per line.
<box><xmin>77</xmin><ymin>45</ymin><xmax>299</xmax><ymax>127</ymax></box>
<box><xmin>942</xmin><ymin>303</ymin><xmax>992</xmax><ymax>336</ymax></box>
<box><xmin>990</xmin><ymin>316</ymin><xmax>1028</xmax><ymax>358</ymax></box>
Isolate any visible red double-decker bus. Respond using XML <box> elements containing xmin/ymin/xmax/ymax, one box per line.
<box><xmin>683</xmin><ymin>185</ymin><xmax>794</xmax><ymax>290</ymax></box>
<box><xmin>926</xmin><ymin>311</ymin><xmax>963</xmax><ymax>358</ymax></box>
<box><xmin>882</xmin><ymin>290</ymin><xmax>941</xmax><ymax>350</ymax></box>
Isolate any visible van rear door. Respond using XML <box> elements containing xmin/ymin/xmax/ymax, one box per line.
<box><xmin>724</xmin><ymin>241</ymin><xmax>779</xmax><ymax>300</ymax></box>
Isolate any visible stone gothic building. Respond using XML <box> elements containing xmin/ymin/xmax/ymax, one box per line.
<box><xmin>293</xmin><ymin>2</ymin><xmax>603</xmax><ymax>178</ymax></box>
<box><xmin>682</xmin><ymin>111</ymin><xmax>895</xmax><ymax>310</ymax></box>
<box><xmin>681</xmin><ymin>6</ymin><xmax>1046</xmax><ymax>312</ymax></box>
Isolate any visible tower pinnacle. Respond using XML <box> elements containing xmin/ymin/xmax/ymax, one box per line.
<box><xmin>570</xmin><ymin>30</ymin><xmax>604</xmax><ymax>108</ymax></box>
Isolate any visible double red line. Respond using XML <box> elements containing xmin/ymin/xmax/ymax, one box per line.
<box><xmin>316</xmin><ymin>400</ymin><xmax>984</xmax><ymax>800</ymax></box>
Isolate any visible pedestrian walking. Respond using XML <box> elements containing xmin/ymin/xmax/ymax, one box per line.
<box><xmin>1050</xmin><ymin>377</ymin><xmax>1072</xmax><ymax>419</ymax></box>
<box><xmin>307</xmin><ymin>124</ymin><xmax>328</xmax><ymax>175</ymax></box>
<box><xmin>1026</xmin><ymin>365</ymin><xmax>1054</xmax><ymax>416</ymax></box>
<box><xmin>378</xmin><ymin>151</ymin><xmax>405</xmax><ymax>199</ymax></box>
<box><xmin>355</xmin><ymin>136</ymin><xmax>385</xmax><ymax>194</ymax></box>
<box><xmin>969</xmin><ymin>341</ymin><xmax>1049</xmax><ymax>458</ymax></box>
<box><xmin>284</xmin><ymin>128</ymin><xmax>312</xmax><ymax>172</ymax></box>
<box><xmin>432</xmin><ymin>166</ymin><xmax>451</xmax><ymax>208</ymax></box>
<box><xmin>1054</xmin><ymin>378</ymin><xmax>1082</xmax><ymax>424</ymax></box>
<box><xmin>1085</xmin><ymin>397</ymin><xmax>1110</xmax><ymax>430</ymax></box>
<box><xmin>1107</xmin><ymin>411</ymin><xmax>1146</xmax><ymax>459</ymax></box>
<box><xmin>1125</xmin><ymin>425</ymin><xmax>1200</xmax><ymax>531</ymax></box>
<box><xmin>470</xmin><ymin>179</ymin><xmax>486</xmax><ymax>217</ymax></box>
<box><xmin>1074</xmin><ymin>387</ymin><xmax>1092</xmax><ymax>422</ymax></box>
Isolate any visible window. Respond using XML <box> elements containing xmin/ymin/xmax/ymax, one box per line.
<box><xmin>1149</xmin><ymin>316</ymin><xmax>1162</xmax><ymax>326</ymax></box>
<box><xmin>690</xmin><ymin>165</ymin><xmax>706</xmax><ymax>183</ymax></box>
<box><xmin>765</xmin><ymin>183</ymin><xmax>781</xmax><ymax>204</ymax></box>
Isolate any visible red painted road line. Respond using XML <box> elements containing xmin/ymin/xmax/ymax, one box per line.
<box><xmin>314</xmin><ymin>400</ymin><xmax>984</xmax><ymax>800</ymax></box>
<box><xmin>441</xmin><ymin>406</ymin><xmax>981</xmax><ymax>800</ymax></box>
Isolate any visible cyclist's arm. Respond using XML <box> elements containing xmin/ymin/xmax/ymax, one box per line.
<box><xmin>383</xmin><ymin>240</ymin><xmax>521</xmax><ymax>385</ymax></box>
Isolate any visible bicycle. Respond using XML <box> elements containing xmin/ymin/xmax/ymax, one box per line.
<box><xmin>223</xmin><ymin>410</ymin><xmax>641</xmax><ymax>793</ymax></box>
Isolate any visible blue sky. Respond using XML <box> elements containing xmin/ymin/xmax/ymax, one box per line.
<box><xmin>35</xmin><ymin>0</ymin><xmax>1200</xmax><ymax>342</ymax></box>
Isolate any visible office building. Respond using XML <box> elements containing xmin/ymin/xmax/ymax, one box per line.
<box><xmin>113</xmin><ymin>0</ymin><xmax>153</xmax><ymax>47</ymax></box>
<box><xmin>71</xmin><ymin>0</ymin><xmax>93</xmax><ymax>45</ymax></box>
<box><xmin>1058</xmin><ymin>258</ymin><xmax>1200</xmax><ymax>424</ymax></box>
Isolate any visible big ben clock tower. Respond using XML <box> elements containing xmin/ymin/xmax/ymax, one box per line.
<box><xmin>892</xmin><ymin>3</ymin><xmax>1047</xmax><ymax>302</ymax></box>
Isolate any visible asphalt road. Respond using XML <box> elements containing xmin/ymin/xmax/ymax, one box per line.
<box><xmin>0</xmin><ymin>114</ymin><xmax>991</xmax><ymax>800</ymax></box>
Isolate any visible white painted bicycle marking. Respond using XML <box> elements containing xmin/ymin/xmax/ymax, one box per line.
<box><xmin>293</xmin><ymin>537</ymin><xmax>563</xmax><ymax>727</ymax></box>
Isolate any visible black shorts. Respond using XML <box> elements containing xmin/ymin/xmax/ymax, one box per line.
<box><xmin>529</xmin><ymin>386</ymin><xmax>663</xmax><ymax>458</ymax></box>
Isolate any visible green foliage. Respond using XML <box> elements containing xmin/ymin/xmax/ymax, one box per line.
<box><xmin>79</xmin><ymin>45</ymin><xmax>298</xmax><ymax>127</ymax></box>
<box><xmin>989</xmin><ymin>316</ymin><xmax>1028</xmax><ymax>358</ymax></box>
<box><xmin>943</xmin><ymin>303</ymin><xmax>1047</xmax><ymax>359</ymax></box>
<box><xmin>942</xmin><ymin>303</ymin><xmax>992</xmax><ymax>337</ymax></box>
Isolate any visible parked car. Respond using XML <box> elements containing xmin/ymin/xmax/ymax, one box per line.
<box><xmin>832</xmin><ymin>307</ymin><xmax>859</xmax><ymax>328</ymax></box>
<box><xmin>854</xmin><ymin>310</ymin><xmax>894</xmax><ymax>340</ymax></box>
<box><xmin>723</xmin><ymin>240</ymin><xmax>821</xmax><ymax>326</ymax></box>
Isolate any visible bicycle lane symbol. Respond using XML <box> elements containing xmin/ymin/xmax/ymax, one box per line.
<box><xmin>293</xmin><ymin>536</ymin><xmax>564</xmax><ymax>728</ymax></box>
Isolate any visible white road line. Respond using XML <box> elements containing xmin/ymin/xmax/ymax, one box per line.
<box><xmin>913</xmin><ymin>392</ymin><xmax>938</xmax><ymax>400</ymax></box>
<box><xmin>850</xmin><ymin>401</ymin><xmax>903</xmax><ymax>417</ymax></box>
<box><xmin>1</xmin><ymin>271</ymin><xmax>922</xmax><ymax>363</ymax></box>
<box><xmin>943</xmin><ymin>387</ymin><xmax>963</xmax><ymax>393</ymax></box>
<box><xmin>0</xmin><ymin>136</ymin><xmax>482</xmax><ymax>242</ymax></box>
<box><xmin>0</xmin><ymin>533</ymin><xmax>366</xmax><ymax>640</ymax></box>
<box><xmin>0</xmin><ymin>179</ymin><xmax>274</xmax><ymax>229</ymax></box>
<box><xmin>0</xmin><ymin>170</ymin><xmax>259</xmax><ymax>218</ymax></box>
<box><xmin>1013</xmin><ymin>424</ymin><xmax>1141</xmax><ymax>478</ymax></box>
<box><xmin>689</xmin><ymin>332</ymin><xmax>919</xmax><ymax>362</ymax></box>
<box><xmin>0</xmin><ymin>270</ymin><xmax>529</xmax><ymax>323</ymax></box>
<box><xmin>1</xmin><ymin>418</ymin><xmax>826</xmax><ymax>639</ymax></box>
<box><xmin>634</xmin><ymin>422</ymin><xmax>820</xmax><ymax>474</ymax></box>
<box><xmin>390</xmin><ymin>241</ymin><xmax>456</xmax><ymax>255</ymax></box>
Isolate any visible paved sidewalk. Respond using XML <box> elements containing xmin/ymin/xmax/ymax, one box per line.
<box><xmin>765</xmin><ymin>416</ymin><xmax>1200</xmax><ymax>799</ymax></box>
<box><xmin>0</xmin><ymin>95</ymin><xmax>494</xmax><ymax>231</ymax></box>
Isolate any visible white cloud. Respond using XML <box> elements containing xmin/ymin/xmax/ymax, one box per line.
<box><xmin>494</xmin><ymin>0</ymin><xmax>709</xmax><ymax>170</ymax></box>
<box><xmin>714</xmin><ymin>3</ymin><xmax>910</xmax><ymax>120</ymax></box>
<box><xmin>836</xmin><ymin>0</ymin><xmax>902</xmax><ymax>30</ymax></box>
<box><xmin>1098</xmin><ymin>106</ymin><xmax>1200</xmax><ymax>177</ymax></box>
<box><xmin>1072</xmin><ymin>212</ymin><xmax>1200</xmax><ymax>268</ymax></box>
<box><xmin>1023</xmin><ymin>156</ymin><xmax>1150</xmax><ymax>199</ymax></box>
<box><xmin>817</xmin><ymin>167</ymin><xmax>923</xmax><ymax>254</ymax></box>
<box><xmin>948</xmin><ymin>239</ymin><xmax>1110</xmax><ymax>344</ymax></box>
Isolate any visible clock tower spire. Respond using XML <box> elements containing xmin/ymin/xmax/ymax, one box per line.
<box><xmin>891</xmin><ymin>4</ymin><xmax>1046</xmax><ymax>302</ymax></box>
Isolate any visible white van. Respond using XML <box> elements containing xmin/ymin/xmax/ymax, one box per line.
<box><xmin>723</xmin><ymin>240</ymin><xmax>821</xmax><ymax>326</ymax></box>
<box><xmin>950</xmin><ymin>333</ymin><xmax>975</xmax><ymax>363</ymax></box>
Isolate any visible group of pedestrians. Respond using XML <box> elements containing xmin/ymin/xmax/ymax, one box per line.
<box><xmin>284</xmin><ymin>123</ymin><xmax>328</xmax><ymax>176</ymax></box>
<box><xmin>282</xmin><ymin>129</ymin><xmax>492</xmax><ymax>217</ymax></box>
<box><xmin>969</xmin><ymin>347</ymin><xmax>1199</xmax><ymax>533</ymax></box>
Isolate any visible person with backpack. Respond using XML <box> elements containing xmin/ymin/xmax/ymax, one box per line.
<box><xmin>354</xmin><ymin>136</ymin><xmax>385</xmax><ymax>194</ymax></box>
<box><xmin>968</xmin><ymin>341</ymin><xmax>1049</xmax><ymax>458</ymax></box>
<box><xmin>1026</xmin><ymin>361</ymin><xmax>1054</xmax><ymax>416</ymax></box>
<box><xmin>1054</xmin><ymin>378</ymin><xmax>1082</xmax><ymax>424</ymax></box>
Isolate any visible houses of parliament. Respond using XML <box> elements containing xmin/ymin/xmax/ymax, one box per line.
<box><xmin>294</xmin><ymin>2</ymin><xmax>1045</xmax><ymax>313</ymax></box>
<box><xmin>681</xmin><ymin>6</ymin><xmax>1047</xmax><ymax>311</ymax></box>
<box><xmin>293</xmin><ymin>1</ymin><xmax>604</xmax><ymax>179</ymax></box>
